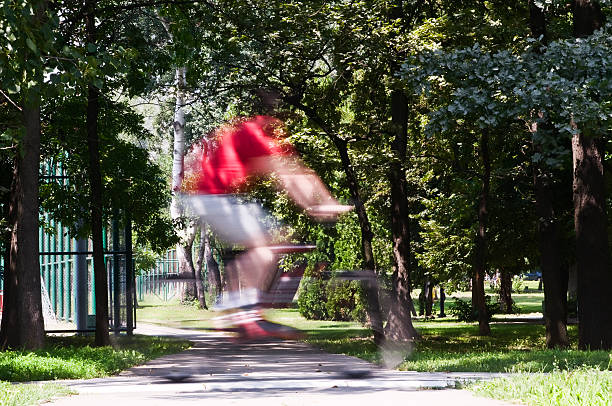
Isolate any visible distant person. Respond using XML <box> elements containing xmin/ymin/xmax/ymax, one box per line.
<box><xmin>179</xmin><ymin>115</ymin><xmax>351</xmax><ymax>340</ymax></box>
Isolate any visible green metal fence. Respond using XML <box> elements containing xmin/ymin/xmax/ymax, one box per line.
<box><xmin>135</xmin><ymin>244</ymin><xmax>222</xmax><ymax>303</ymax></box>
<box><xmin>0</xmin><ymin>159</ymin><xmax>135</xmax><ymax>334</ymax></box>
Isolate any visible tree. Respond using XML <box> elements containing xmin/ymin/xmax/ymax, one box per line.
<box><xmin>384</xmin><ymin>0</ymin><xmax>420</xmax><ymax>341</ymax></box>
<box><xmin>0</xmin><ymin>0</ymin><xmax>54</xmax><ymax>350</ymax></box>
<box><xmin>571</xmin><ymin>0</ymin><xmax>612</xmax><ymax>350</ymax></box>
<box><xmin>528</xmin><ymin>0</ymin><xmax>571</xmax><ymax>348</ymax></box>
<box><xmin>84</xmin><ymin>0</ymin><xmax>111</xmax><ymax>346</ymax></box>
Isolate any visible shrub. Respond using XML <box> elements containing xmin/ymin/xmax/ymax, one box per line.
<box><xmin>449</xmin><ymin>296</ymin><xmax>500</xmax><ymax>322</ymax></box>
<box><xmin>297</xmin><ymin>278</ymin><xmax>328</xmax><ymax>320</ymax></box>
<box><xmin>297</xmin><ymin>276</ymin><xmax>367</xmax><ymax>322</ymax></box>
<box><xmin>325</xmin><ymin>280</ymin><xmax>367</xmax><ymax>322</ymax></box>
<box><xmin>512</xmin><ymin>275</ymin><xmax>525</xmax><ymax>294</ymax></box>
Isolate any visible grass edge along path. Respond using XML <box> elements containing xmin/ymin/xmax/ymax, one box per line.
<box><xmin>0</xmin><ymin>382</ymin><xmax>75</xmax><ymax>406</ymax></box>
<box><xmin>0</xmin><ymin>335</ymin><xmax>191</xmax><ymax>406</ymax></box>
<box><xmin>469</xmin><ymin>368</ymin><xmax>612</xmax><ymax>406</ymax></box>
<box><xmin>0</xmin><ymin>335</ymin><xmax>191</xmax><ymax>382</ymax></box>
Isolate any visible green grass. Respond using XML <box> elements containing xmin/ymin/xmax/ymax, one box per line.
<box><xmin>470</xmin><ymin>368</ymin><xmax>612</xmax><ymax>406</ymax></box>
<box><xmin>0</xmin><ymin>382</ymin><xmax>74</xmax><ymax>406</ymax></box>
<box><xmin>0</xmin><ymin>334</ymin><xmax>190</xmax><ymax>382</ymax></box>
<box><xmin>137</xmin><ymin>299</ymin><xmax>216</xmax><ymax>330</ymax></box>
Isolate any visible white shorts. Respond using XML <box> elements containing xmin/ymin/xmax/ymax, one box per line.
<box><xmin>180</xmin><ymin>194</ymin><xmax>272</xmax><ymax>247</ymax></box>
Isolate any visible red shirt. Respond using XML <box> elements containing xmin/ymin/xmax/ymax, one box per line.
<box><xmin>195</xmin><ymin>116</ymin><xmax>291</xmax><ymax>194</ymax></box>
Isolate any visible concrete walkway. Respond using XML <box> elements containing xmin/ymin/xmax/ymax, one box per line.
<box><xmin>49</xmin><ymin>324</ymin><xmax>523</xmax><ymax>406</ymax></box>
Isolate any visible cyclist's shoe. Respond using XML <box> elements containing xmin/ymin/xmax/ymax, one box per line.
<box><xmin>235</xmin><ymin>318</ymin><xmax>304</xmax><ymax>342</ymax></box>
<box><xmin>213</xmin><ymin>308</ymin><xmax>304</xmax><ymax>341</ymax></box>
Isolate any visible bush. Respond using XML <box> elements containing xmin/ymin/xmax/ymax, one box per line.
<box><xmin>325</xmin><ymin>280</ymin><xmax>367</xmax><ymax>322</ymax></box>
<box><xmin>512</xmin><ymin>275</ymin><xmax>525</xmax><ymax>294</ymax></box>
<box><xmin>449</xmin><ymin>296</ymin><xmax>500</xmax><ymax>322</ymax></box>
<box><xmin>297</xmin><ymin>278</ymin><xmax>328</xmax><ymax>320</ymax></box>
<box><xmin>298</xmin><ymin>277</ymin><xmax>367</xmax><ymax>322</ymax></box>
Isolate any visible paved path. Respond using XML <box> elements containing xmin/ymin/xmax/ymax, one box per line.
<box><xmin>49</xmin><ymin>324</ymin><xmax>522</xmax><ymax>406</ymax></box>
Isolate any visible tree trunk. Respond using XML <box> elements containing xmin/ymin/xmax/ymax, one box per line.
<box><xmin>87</xmin><ymin>84</ymin><xmax>109</xmax><ymax>346</ymax></box>
<box><xmin>384</xmin><ymin>0</ymin><xmax>419</xmax><ymax>342</ymax></box>
<box><xmin>424</xmin><ymin>279</ymin><xmax>433</xmax><ymax>318</ymax></box>
<box><xmin>170</xmin><ymin>67</ymin><xmax>186</xmax><ymax>205</ymax></box>
<box><xmin>384</xmin><ymin>88</ymin><xmax>419</xmax><ymax>340</ymax></box>
<box><xmin>177</xmin><ymin>226</ymin><xmax>197</xmax><ymax>301</ymax></box>
<box><xmin>0</xmin><ymin>104</ymin><xmax>45</xmax><ymax>350</ymax></box>
<box><xmin>332</xmin><ymin>138</ymin><xmax>376</xmax><ymax>271</ymax></box>
<box><xmin>438</xmin><ymin>287</ymin><xmax>446</xmax><ymax>317</ymax></box>
<box><xmin>528</xmin><ymin>1</ymin><xmax>569</xmax><ymax>348</ymax></box>
<box><xmin>193</xmin><ymin>226</ymin><xmax>208</xmax><ymax>309</ymax></box>
<box><xmin>572</xmin><ymin>0</ymin><xmax>612</xmax><ymax>350</ymax></box>
<box><xmin>572</xmin><ymin>132</ymin><xmax>612</xmax><ymax>349</ymax></box>
<box><xmin>86</xmin><ymin>0</ymin><xmax>110</xmax><ymax>347</ymax></box>
<box><xmin>528</xmin><ymin>0</ymin><xmax>547</xmax><ymax>43</ymax></box>
<box><xmin>573</xmin><ymin>0</ymin><xmax>605</xmax><ymax>37</ymax></box>
<box><xmin>202</xmin><ymin>224</ymin><xmax>222</xmax><ymax>300</ymax></box>
<box><xmin>332</xmin><ymin>139</ymin><xmax>385</xmax><ymax>343</ymax></box>
<box><xmin>473</xmin><ymin>131</ymin><xmax>491</xmax><ymax>336</ymax></box>
<box><xmin>0</xmin><ymin>158</ymin><xmax>17</xmax><ymax>349</ymax></box>
<box><xmin>499</xmin><ymin>269</ymin><xmax>513</xmax><ymax>314</ymax></box>
<box><xmin>168</xmin><ymin>66</ymin><xmax>196</xmax><ymax>299</ymax></box>
<box><xmin>534</xmin><ymin>161</ymin><xmax>570</xmax><ymax>347</ymax></box>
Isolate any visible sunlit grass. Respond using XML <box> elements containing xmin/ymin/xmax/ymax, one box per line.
<box><xmin>470</xmin><ymin>368</ymin><xmax>612</xmax><ymax>406</ymax></box>
<box><xmin>0</xmin><ymin>335</ymin><xmax>190</xmax><ymax>382</ymax></box>
<box><xmin>0</xmin><ymin>382</ymin><xmax>74</xmax><ymax>406</ymax></box>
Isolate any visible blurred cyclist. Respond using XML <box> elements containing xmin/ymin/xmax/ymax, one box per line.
<box><xmin>178</xmin><ymin>115</ymin><xmax>351</xmax><ymax>340</ymax></box>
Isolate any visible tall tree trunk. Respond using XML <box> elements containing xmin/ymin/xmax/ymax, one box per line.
<box><xmin>170</xmin><ymin>67</ymin><xmax>186</xmax><ymax>208</ymax></box>
<box><xmin>534</xmin><ymin>162</ymin><xmax>570</xmax><ymax>347</ymax></box>
<box><xmin>0</xmin><ymin>158</ymin><xmax>18</xmax><ymax>349</ymax></box>
<box><xmin>473</xmin><ymin>131</ymin><xmax>491</xmax><ymax>336</ymax></box>
<box><xmin>385</xmin><ymin>88</ymin><xmax>419</xmax><ymax>341</ymax></box>
<box><xmin>528</xmin><ymin>1</ymin><xmax>569</xmax><ymax>348</ymax></box>
<box><xmin>572</xmin><ymin>132</ymin><xmax>612</xmax><ymax>349</ymax></box>
<box><xmin>193</xmin><ymin>226</ymin><xmax>208</xmax><ymax>309</ymax></box>
<box><xmin>0</xmin><ymin>104</ymin><xmax>45</xmax><ymax>350</ymax></box>
<box><xmin>572</xmin><ymin>0</ymin><xmax>612</xmax><ymax>350</ymax></box>
<box><xmin>168</xmin><ymin>66</ymin><xmax>196</xmax><ymax>300</ymax></box>
<box><xmin>0</xmin><ymin>0</ymin><xmax>48</xmax><ymax>352</ymax></box>
<box><xmin>87</xmin><ymin>84</ymin><xmax>109</xmax><ymax>346</ymax></box>
<box><xmin>86</xmin><ymin>0</ymin><xmax>109</xmax><ymax>347</ymax></box>
<box><xmin>498</xmin><ymin>269</ymin><xmax>513</xmax><ymax>314</ymax></box>
<box><xmin>384</xmin><ymin>0</ymin><xmax>419</xmax><ymax>342</ymax></box>
<box><xmin>202</xmin><ymin>224</ymin><xmax>222</xmax><ymax>299</ymax></box>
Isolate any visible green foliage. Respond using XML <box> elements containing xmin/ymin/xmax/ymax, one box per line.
<box><xmin>405</xmin><ymin>24</ymin><xmax>612</xmax><ymax>151</ymax></box>
<box><xmin>449</xmin><ymin>296</ymin><xmax>500</xmax><ymax>322</ymax></box>
<box><xmin>40</xmin><ymin>97</ymin><xmax>177</xmax><ymax>252</ymax></box>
